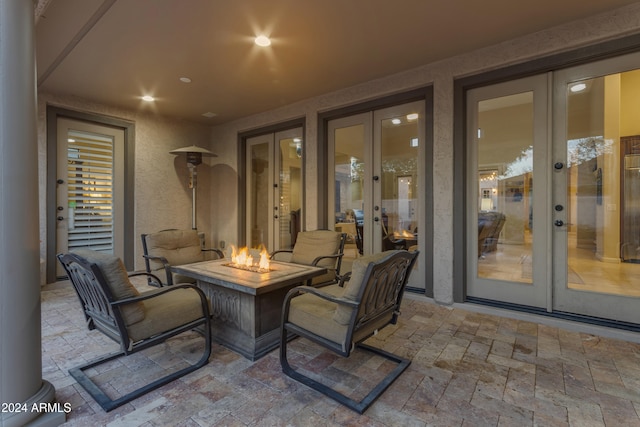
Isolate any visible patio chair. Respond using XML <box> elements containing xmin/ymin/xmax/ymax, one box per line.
<box><xmin>270</xmin><ymin>229</ymin><xmax>347</xmax><ymax>287</ymax></box>
<box><xmin>279</xmin><ymin>249</ymin><xmax>419</xmax><ymax>413</ymax></box>
<box><xmin>141</xmin><ymin>228</ymin><xmax>224</xmax><ymax>286</ymax></box>
<box><xmin>57</xmin><ymin>249</ymin><xmax>212</xmax><ymax>412</ymax></box>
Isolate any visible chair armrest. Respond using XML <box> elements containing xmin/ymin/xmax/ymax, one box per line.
<box><xmin>270</xmin><ymin>249</ymin><xmax>293</xmax><ymax>260</ymax></box>
<box><xmin>142</xmin><ymin>254</ymin><xmax>173</xmax><ymax>286</ymax></box>
<box><xmin>311</xmin><ymin>253</ymin><xmax>345</xmax><ymax>284</ymax></box>
<box><xmin>202</xmin><ymin>248</ymin><xmax>224</xmax><ymax>258</ymax></box>
<box><xmin>128</xmin><ymin>271</ymin><xmax>163</xmax><ymax>287</ymax></box>
<box><xmin>310</xmin><ymin>253</ymin><xmax>342</xmax><ymax>267</ymax></box>
<box><xmin>283</xmin><ymin>285</ymin><xmax>359</xmax><ymax>309</ymax></box>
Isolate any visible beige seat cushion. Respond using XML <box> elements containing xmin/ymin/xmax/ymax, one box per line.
<box><xmin>72</xmin><ymin>249</ymin><xmax>145</xmax><ymax>326</ymax></box>
<box><xmin>333</xmin><ymin>250</ymin><xmax>402</xmax><ymax>325</ymax></box>
<box><xmin>291</xmin><ymin>230</ymin><xmax>341</xmax><ymax>269</ymax></box>
<box><xmin>126</xmin><ymin>287</ymin><xmax>205</xmax><ymax>342</ymax></box>
<box><xmin>145</xmin><ymin>229</ymin><xmax>204</xmax><ymax>266</ymax></box>
<box><xmin>288</xmin><ymin>284</ymin><xmax>348</xmax><ymax>349</ymax></box>
<box><xmin>145</xmin><ymin>229</ymin><xmax>206</xmax><ymax>283</ymax></box>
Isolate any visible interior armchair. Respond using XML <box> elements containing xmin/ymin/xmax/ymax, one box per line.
<box><xmin>57</xmin><ymin>249</ymin><xmax>212</xmax><ymax>412</ymax></box>
<box><xmin>279</xmin><ymin>249</ymin><xmax>419</xmax><ymax>413</ymax></box>
<box><xmin>141</xmin><ymin>228</ymin><xmax>224</xmax><ymax>286</ymax></box>
<box><xmin>270</xmin><ymin>229</ymin><xmax>347</xmax><ymax>287</ymax></box>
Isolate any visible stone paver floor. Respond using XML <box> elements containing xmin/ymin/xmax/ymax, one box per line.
<box><xmin>41</xmin><ymin>279</ymin><xmax>640</xmax><ymax>426</ymax></box>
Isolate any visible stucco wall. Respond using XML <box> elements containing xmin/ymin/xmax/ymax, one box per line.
<box><xmin>208</xmin><ymin>3</ymin><xmax>640</xmax><ymax>305</ymax></box>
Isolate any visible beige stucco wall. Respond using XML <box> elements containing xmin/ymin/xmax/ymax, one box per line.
<box><xmin>37</xmin><ymin>93</ymin><xmax>214</xmax><ymax>275</ymax></box>
<box><xmin>208</xmin><ymin>3</ymin><xmax>640</xmax><ymax>305</ymax></box>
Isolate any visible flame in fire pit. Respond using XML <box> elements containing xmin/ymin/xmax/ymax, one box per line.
<box><xmin>228</xmin><ymin>245</ymin><xmax>271</xmax><ymax>272</ymax></box>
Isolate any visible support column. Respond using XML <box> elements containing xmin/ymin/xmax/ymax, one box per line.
<box><xmin>0</xmin><ymin>1</ymin><xmax>64</xmax><ymax>426</ymax></box>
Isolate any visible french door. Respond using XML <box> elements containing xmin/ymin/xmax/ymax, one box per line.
<box><xmin>467</xmin><ymin>54</ymin><xmax>640</xmax><ymax>325</ymax></box>
<box><xmin>466</xmin><ymin>75</ymin><xmax>550</xmax><ymax>308</ymax></box>
<box><xmin>55</xmin><ymin>118</ymin><xmax>125</xmax><ymax>276</ymax></box>
<box><xmin>552</xmin><ymin>52</ymin><xmax>640</xmax><ymax>324</ymax></box>
<box><xmin>328</xmin><ymin>101</ymin><xmax>426</xmax><ymax>289</ymax></box>
<box><xmin>246</xmin><ymin>127</ymin><xmax>303</xmax><ymax>252</ymax></box>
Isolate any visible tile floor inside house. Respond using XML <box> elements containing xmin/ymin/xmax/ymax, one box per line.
<box><xmin>41</xmin><ymin>278</ymin><xmax>640</xmax><ymax>426</ymax></box>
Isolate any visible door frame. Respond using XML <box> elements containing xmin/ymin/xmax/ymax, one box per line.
<box><xmin>453</xmin><ymin>32</ymin><xmax>640</xmax><ymax>328</ymax></box>
<box><xmin>237</xmin><ymin>118</ymin><xmax>306</xmax><ymax>248</ymax></box>
<box><xmin>46</xmin><ymin>106</ymin><xmax>135</xmax><ymax>283</ymax></box>
<box><xmin>319</xmin><ymin>86</ymin><xmax>434</xmax><ymax>296</ymax></box>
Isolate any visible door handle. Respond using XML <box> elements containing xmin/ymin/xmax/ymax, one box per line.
<box><xmin>57</xmin><ymin>216</ymin><xmax>64</xmax><ymax>221</ymax></box>
<box><xmin>554</xmin><ymin>220</ymin><xmax>564</xmax><ymax>227</ymax></box>
<box><xmin>374</xmin><ymin>217</ymin><xmax>379</xmax><ymax>222</ymax></box>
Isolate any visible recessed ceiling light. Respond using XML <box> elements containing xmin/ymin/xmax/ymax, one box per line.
<box><xmin>407</xmin><ymin>113</ymin><xmax>419</xmax><ymax>121</ymax></box>
<box><xmin>202</xmin><ymin>112</ymin><xmax>217</xmax><ymax>118</ymax></box>
<box><xmin>391</xmin><ymin>118</ymin><xmax>401</xmax><ymax>125</ymax></box>
<box><xmin>142</xmin><ymin>95</ymin><xmax>155</xmax><ymax>102</ymax></box>
<box><xmin>179</xmin><ymin>77</ymin><xmax>192</xmax><ymax>83</ymax></box>
<box><xmin>254</xmin><ymin>35</ymin><xmax>271</xmax><ymax>47</ymax></box>
<box><xmin>570</xmin><ymin>83</ymin><xmax>587</xmax><ymax>93</ymax></box>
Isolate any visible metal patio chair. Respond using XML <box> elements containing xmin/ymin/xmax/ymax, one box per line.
<box><xmin>141</xmin><ymin>228</ymin><xmax>224</xmax><ymax>286</ymax></box>
<box><xmin>57</xmin><ymin>249</ymin><xmax>212</xmax><ymax>412</ymax></box>
<box><xmin>279</xmin><ymin>249</ymin><xmax>419</xmax><ymax>413</ymax></box>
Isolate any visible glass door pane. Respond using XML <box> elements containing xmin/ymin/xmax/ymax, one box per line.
<box><xmin>466</xmin><ymin>75</ymin><xmax>549</xmax><ymax>308</ymax></box>
<box><xmin>275</xmin><ymin>129</ymin><xmax>303</xmax><ymax>250</ymax></box>
<box><xmin>246</xmin><ymin>135</ymin><xmax>273</xmax><ymax>250</ymax></box>
<box><xmin>553</xmin><ymin>54</ymin><xmax>640</xmax><ymax>324</ymax></box>
<box><xmin>477</xmin><ymin>92</ymin><xmax>533</xmax><ymax>282</ymax></box>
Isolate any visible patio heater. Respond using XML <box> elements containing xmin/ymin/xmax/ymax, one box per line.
<box><xmin>169</xmin><ymin>145</ymin><xmax>217</xmax><ymax>230</ymax></box>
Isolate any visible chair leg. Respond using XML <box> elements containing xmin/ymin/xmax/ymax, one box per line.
<box><xmin>70</xmin><ymin>326</ymin><xmax>212</xmax><ymax>412</ymax></box>
<box><xmin>280</xmin><ymin>336</ymin><xmax>410</xmax><ymax>414</ymax></box>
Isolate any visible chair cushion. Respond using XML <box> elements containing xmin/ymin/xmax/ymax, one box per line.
<box><xmin>291</xmin><ymin>230</ymin><xmax>341</xmax><ymax>269</ymax></box>
<box><xmin>145</xmin><ymin>229</ymin><xmax>204</xmax><ymax>267</ymax></box>
<box><xmin>333</xmin><ymin>250</ymin><xmax>402</xmax><ymax>325</ymax></box>
<box><xmin>288</xmin><ymin>286</ymin><xmax>348</xmax><ymax>349</ymax></box>
<box><xmin>126</xmin><ymin>287</ymin><xmax>205</xmax><ymax>342</ymax></box>
<box><xmin>72</xmin><ymin>249</ymin><xmax>145</xmax><ymax>326</ymax></box>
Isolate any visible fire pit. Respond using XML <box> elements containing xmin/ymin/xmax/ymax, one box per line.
<box><xmin>224</xmin><ymin>245</ymin><xmax>271</xmax><ymax>273</ymax></box>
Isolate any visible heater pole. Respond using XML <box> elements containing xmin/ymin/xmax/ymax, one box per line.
<box><xmin>189</xmin><ymin>163</ymin><xmax>197</xmax><ymax>230</ymax></box>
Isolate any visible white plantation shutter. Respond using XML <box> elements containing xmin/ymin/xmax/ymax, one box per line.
<box><xmin>66</xmin><ymin>130</ymin><xmax>114</xmax><ymax>252</ymax></box>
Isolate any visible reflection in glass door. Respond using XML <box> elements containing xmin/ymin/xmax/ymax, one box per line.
<box><xmin>375</xmin><ymin>105</ymin><xmax>423</xmax><ymax>261</ymax></box>
<box><xmin>553</xmin><ymin>54</ymin><xmax>640</xmax><ymax>324</ymax></box>
<box><xmin>276</xmin><ymin>130</ymin><xmax>303</xmax><ymax>250</ymax></box>
<box><xmin>328</xmin><ymin>101</ymin><xmax>425</xmax><ymax>289</ymax></box>
<box><xmin>466</xmin><ymin>75</ymin><xmax>549</xmax><ymax>308</ymax></box>
<box><xmin>246</xmin><ymin>128</ymin><xmax>303</xmax><ymax>252</ymax></box>
<box><xmin>329</xmin><ymin>113</ymin><xmax>370</xmax><ymax>256</ymax></box>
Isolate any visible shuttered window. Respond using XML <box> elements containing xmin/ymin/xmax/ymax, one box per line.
<box><xmin>66</xmin><ymin>130</ymin><xmax>114</xmax><ymax>252</ymax></box>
